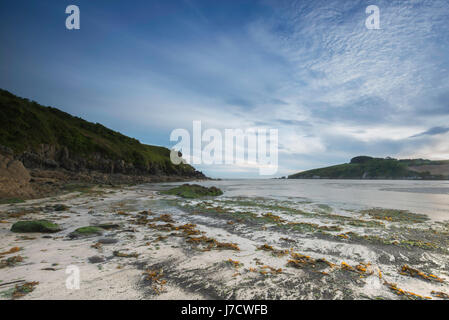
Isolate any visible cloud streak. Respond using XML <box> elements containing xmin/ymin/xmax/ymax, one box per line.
<box><xmin>0</xmin><ymin>0</ymin><xmax>448</xmax><ymax>177</ymax></box>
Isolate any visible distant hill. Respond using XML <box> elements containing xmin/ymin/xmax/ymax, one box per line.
<box><xmin>0</xmin><ymin>89</ymin><xmax>204</xmax><ymax>182</ymax></box>
<box><xmin>288</xmin><ymin>156</ymin><xmax>449</xmax><ymax>180</ymax></box>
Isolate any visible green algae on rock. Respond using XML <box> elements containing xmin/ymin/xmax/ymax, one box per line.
<box><xmin>360</xmin><ymin>208</ymin><xmax>429</xmax><ymax>223</ymax></box>
<box><xmin>69</xmin><ymin>226</ymin><xmax>104</xmax><ymax>239</ymax></box>
<box><xmin>11</xmin><ymin>220</ymin><xmax>61</xmax><ymax>233</ymax></box>
<box><xmin>162</xmin><ymin>184</ymin><xmax>223</xmax><ymax>198</ymax></box>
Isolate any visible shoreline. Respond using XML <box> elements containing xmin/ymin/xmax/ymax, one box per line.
<box><xmin>1</xmin><ymin>183</ymin><xmax>449</xmax><ymax>300</ymax></box>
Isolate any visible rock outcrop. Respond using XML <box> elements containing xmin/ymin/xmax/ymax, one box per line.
<box><xmin>0</xmin><ymin>151</ymin><xmax>34</xmax><ymax>199</ymax></box>
<box><xmin>0</xmin><ymin>145</ymin><xmax>206</xmax><ymax>200</ymax></box>
<box><xmin>16</xmin><ymin>143</ymin><xmax>205</xmax><ymax>178</ymax></box>
<box><xmin>0</xmin><ymin>89</ymin><xmax>208</xmax><ymax>200</ymax></box>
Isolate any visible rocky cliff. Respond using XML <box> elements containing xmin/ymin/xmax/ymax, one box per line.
<box><xmin>0</xmin><ymin>89</ymin><xmax>206</xmax><ymax>199</ymax></box>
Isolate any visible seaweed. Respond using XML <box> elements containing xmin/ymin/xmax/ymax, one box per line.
<box><xmin>360</xmin><ymin>208</ymin><xmax>429</xmax><ymax>223</ymax></box>
<box><xmin>287</xmin><ymin>252</ymin><xmax>335</xmax><ymax>271</ymax></box>
<box><xmin>226</xmin><ymin>259</ymin><xmax>242</xmax><ymax>268</ymax></box>
<box><xmin>11</xmin><ymin>281</ymin><xmax>39</xmax><ymax>299</ymax></box>
<box><xmin>399</xmin><ymin>265</ymin><xmax>444</xmax><ymax>282</ymax></box>
<box><xmin>431</xmin><ymin>291</ymin><xmax>449</xmax><ymax>299</ymax></box>
<box><xmin>113</xmin><ymin>250</ymin><xmax>139</xmax><ymax>258</ymax></box>
<box><xmin>186</xmin><ymin>236</ymin><xmax>240</xmax><ymax>251</ymax></box>
<box><xmin>0</xmin><ymin>247</ymin><xmax>21</xmax><ymax>257</ymax></box>
<box><xmin>257</xmin><ymin>244</ymin><xmax>289</xmax><ymax>257</ymax></box>
<box><xmin>143</xmin><ymin>269</ymin><xmax>166</xmax><ymax>294</ymax></box>
<box><xmin>383</xmin><ymin>281</ymin><xmax>431</xmax><ymax>300</ymax></box>
<box><xmin>0</xmin><ymin>255</ymin><xmax>24</xmax><ymax>268</ymax></box>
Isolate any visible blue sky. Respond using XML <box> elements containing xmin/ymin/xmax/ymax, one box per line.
<box><xmin>1</xmin><ymin>0</ymin><xmax>449</xmax><ymax>178</ymax></box>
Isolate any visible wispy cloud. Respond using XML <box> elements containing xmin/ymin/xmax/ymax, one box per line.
<box><xmin>1</xmin><ymin>0</ymin><xmax>448</xmax><ymax>178</ymax></box>
<box><xmin>410</xmin><ymin>126</ymin><xmax>449</xmax><ymax>138</ymax></box>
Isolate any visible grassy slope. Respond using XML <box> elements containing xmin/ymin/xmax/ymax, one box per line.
<box><xmin>0</xmin><ymin>89</ymin><xmax>198</xmax><ymax>176</ymax></box>
<box><xmin>289</xmin><ymin>157</ymin><xmax>449</xmax><ymax>180</ymax></box>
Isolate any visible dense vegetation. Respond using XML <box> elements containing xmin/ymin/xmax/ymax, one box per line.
<box><xmin>289</xmin><ymin>156</ymin><xmax>448</xmax><ymax>180</ymax></box>
<box><xmin>0</xmin><ymin>89</ymin><xmax>200</xmax><ymax>176</ymax></box>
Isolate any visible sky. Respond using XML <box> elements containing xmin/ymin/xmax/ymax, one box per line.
<box><xmin>1</xmin><ymin>0</ymin><xmax>449</xmax><ymax>178</ymax></box>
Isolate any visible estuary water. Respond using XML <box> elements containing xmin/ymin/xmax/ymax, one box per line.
<box><xmin>154</xmin><ymin>179</ymin><xmax>449</xmax><ymax>221</ymax></box>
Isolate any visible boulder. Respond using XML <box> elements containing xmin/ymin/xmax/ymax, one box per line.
<box><xmin>11</xmin><ymin>220</ymin><xmax>62</xmax><ymax>233</ymax></box>
<box><xmin>0</xmin><ymin>154</ymin><xmax>34</xmax><ymax>199</ymax></box>
<box><xmin>88</xmin><ymin>256</ymin><xmax>105</xmax><ymax>264</ymax></box>
<box><xmin>98</xmin><ymin>238</ymin><xmax>119</xmax><ymax>244</ymax></box>
<box><xmin>161</xmin><ymin>184</ymin><xmax>223</xmax><ymax>198</ymax></box>
<box><xmin>68</xmin><ymin>226</ymin><xmax>104</xmax><ymax>239</ymax></box>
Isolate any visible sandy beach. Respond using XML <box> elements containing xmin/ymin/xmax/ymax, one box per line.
<box><xmin>1</xmin><ymin>182</ymin><xmax>449</xmax><ymax>300</ymax></box>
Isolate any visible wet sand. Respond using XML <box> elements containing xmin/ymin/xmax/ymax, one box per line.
<box><xmin>0</xmin><ymin>184</ymin><xmax>449</xmax><ymax>300</ymax></box>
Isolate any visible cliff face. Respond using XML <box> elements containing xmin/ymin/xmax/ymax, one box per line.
<box><xmin>0</xmin><ymin>89</ymin><xmax>206</xmax><ymax>199</ymax></box>
<box><xmin>15</xmin><ymin>143</ymin><xmax>201</xmax><ymax>177</ymax></box>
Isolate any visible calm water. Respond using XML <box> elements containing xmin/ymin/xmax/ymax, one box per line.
<box><xmin>155</xmin><ymin>179</ymin><xmax>449</xmax><ymax>221</ymax></box>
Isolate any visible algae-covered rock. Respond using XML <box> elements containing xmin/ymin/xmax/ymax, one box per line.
<box><xmin>53</xmin><ymin>204</ymin><xmax>70</xmax><ymax>211</ymax></box>
<box><xmin>11</xmin><ymin>220</ymin><xmax>61</xmax><ymax>233</ymax></box>
<box><xmin>69</xmin><ymin>224</ymin><xmax>121</xmax><ymax>239</ymax></box>
<box><xmin>98</xmin><ymin>238</ymin><xmax>119</xmax><ymax>244</ymax></box>
<box><xmin>360</xmin><ymin>208</ymin><xmax>429</xmax><ymax>223</ymax></box>
<box><xmin>88</xmin><ymin>256</ymin><xmax>105</xmax><ymax>264</ymax></box>
<box><xmin>162</xmin><ymin>184</ymin><xmax>223</xmax><ymax>199</ymax></box>
<box><xmin>94</xmin><ymin>223</ymin><xmax>120</xmax><ymax>230</ymax></box>
<box><xmin>69</xmin><ymin>226</ymin><xmax>104</xmax><ymax>239</ymax></box>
